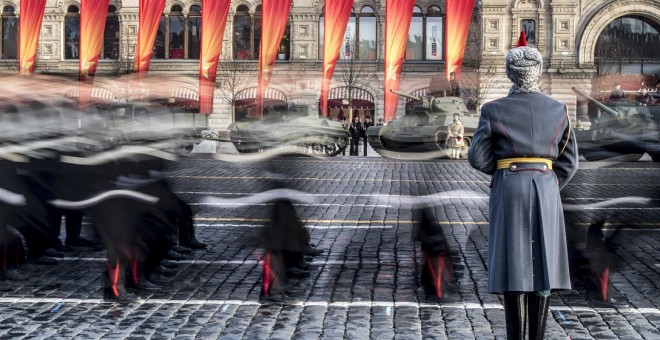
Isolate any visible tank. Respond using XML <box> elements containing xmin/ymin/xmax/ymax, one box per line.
<box><xmin>366</xmin><ymin>89</ymin><xmax>479</xmax><ymax>159</ymax></box>
<box><xmin>226</xmin><ymin>104</ymin><xmax>350</xmax><ymax>156</ymax></box>
<box><xmin>571</xmin><ymin>87</ymin><xmax>660</xmax><ymax>161</ymax></box>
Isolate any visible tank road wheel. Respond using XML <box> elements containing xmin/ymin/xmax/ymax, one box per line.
<box><xmin>312</xmin><ymin>144</ymin><xmax>324</xmax><ymax>154</ymax></box>
<box><xmin>325</xmin><ymin>143</ymin><xmax>337</xmax><ymax>155</ymax></box>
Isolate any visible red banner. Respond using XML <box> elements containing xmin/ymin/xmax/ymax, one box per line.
<box><xmin>255</xmin><ymin>0</ymin><xmax>292</xmax><ymax>119</ymax></box>
<box><xmin>320</xmin><ymin>0</ymin><xmax>354</xmax><ymax>117</ymax></box>
<box><xmin>199</xmin><ymin>0</ymin><xmax>231</xmax><ymax>115</ymax></box>
<box><xmin>445</xmin><ymin>0</ymin><xmax>475</xmax><ymax>80</ymax></box>
<box><xmin>134</xmin><ymin>0</ymin><xmax>166</xmax><ymax>73</ymax></box>
<box><xmin>18</xmin><ymin>0</ymin><xmax>47</xmax><ymax>75</ymax></box>
<box><xmin>78</xmin><ymin>0</ymin><xmax>109</xmax><ymax>108</ymax></box>
<box><xmin>80</xmin><ymin>0</ymin><xmax>110</xmax><ymax>77</ymax></box>
<box><xmin>384</xmin><ymin>0</ymin><xmax>415</xmax><ymax>122</ymax></box>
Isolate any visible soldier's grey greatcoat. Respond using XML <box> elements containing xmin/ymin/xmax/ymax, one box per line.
<box><xmin>468</xmin><ymin>92</ymin><xmax>579</xmax><ymax>294</ymax></box>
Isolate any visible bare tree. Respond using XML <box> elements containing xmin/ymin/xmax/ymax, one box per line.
<box><xmin>333</xmin><ymin>38</ymin><xmax>378</xmax><ymax>120</ymax></box>
<box><xmin>215</xmin><ymin>56</ymin><xmax>254</xmax><ymax>122</ymax></box>
<box><xmin>460</xmin><ymin>15</ymin><xmax>501</xmax><ymax>113</ymax></box>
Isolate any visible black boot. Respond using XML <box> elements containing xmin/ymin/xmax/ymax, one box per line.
<box><xmin>528</xmin><ymin>293</ymin><xmax>550</xmax><ymax>340</ymax></box>
<box><xmin>503</xmin><ymin>293</ymin><xmax>527</xmax><ymax>340</ymax></box>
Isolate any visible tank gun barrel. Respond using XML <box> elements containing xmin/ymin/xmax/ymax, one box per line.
<box><xmin>571</xmin><ymin>86</ymin><xmax>620</xmax><ymax>118</ymax></box>
<box><xmin>390</xmin><ymin>89</ymin><xmax>421</xmax><ymax>102</ymax></box>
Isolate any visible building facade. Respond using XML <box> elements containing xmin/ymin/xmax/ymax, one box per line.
<box><xmin>0</xmin><ymin>0</ymin><xmax>658</xmax><ymax>130</ymax></box>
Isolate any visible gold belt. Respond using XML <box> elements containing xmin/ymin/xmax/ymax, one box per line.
<box><xmin>496</xmin><ymin>157</ymin><xmax>553</xmax><ymax>170</ymax></box>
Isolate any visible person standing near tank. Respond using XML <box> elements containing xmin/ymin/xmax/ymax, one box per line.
<box><xmin>349</xmin><ymin>115</ymin><xmax>362</xmax><ymax>156</ymax></box>
<box><xmin>446</xmin><ymin>113</ymin><xmax>464</xmax><ymax>159</ymax></box>
<box><xmin>636</xmin><ymin>87</ymin><xmax>654</xmax><ymax>105</ymax></box>
<box><xmin>610</xmin><ymin>83</ymin><xmax>626</xmax><ymax>100</ymax></box>
<box><xmin>468</xmin><ymin>38</ymin><xmax>578</xmax><ymax>340</ymax></box>
<box><xmin>362</xmin><ymin>116</ymin><xmax>373</xmax><ymax>156</ymax></box>
<box><xmin>449</xmin><ymin>72</ymin><xmax>461</xmax><ymax>97</ymax></box>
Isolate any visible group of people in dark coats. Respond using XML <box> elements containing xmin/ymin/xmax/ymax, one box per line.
<box><xmin>347</xmin><ymin>115</ymin><xmax>373</xmax><ymax>156</ymax></box>
<box><xmin>0</xmin><ymin>96</ymin><xmax>206</xmax><ymax>302</ymax></box>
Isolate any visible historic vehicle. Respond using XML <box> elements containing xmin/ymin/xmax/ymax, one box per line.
<box><xmin>572</xmin><ymin>87</ymin><xmax>660</xmax><ymax>161</ymax></box>
<box><xmin>226</xmin><ymin>104</ymin><xmax>350</xmax><ymax>156</ymax></box>
<box><xmin>366</xmin><ymin>89</ymin><xmax>479</xmax><ymax>159</ymax></box>
<box><xmin>71</xmin><ymin>100</ymin><xmax>208</xmax><ymax>154</ymax></box>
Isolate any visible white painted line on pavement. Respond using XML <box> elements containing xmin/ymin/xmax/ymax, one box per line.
<box><xmin>189</xmin><ymin>202</ymin><xmax>392</xmax><ymax>208</ymax></box>
<box><xmin>176</xmin><ymin>191</ymin><xmax>489</xmax><ymax>200</ymax></box>
<box><xmin>194</xmin><ymin>223</ymin><xmax>394</xmax><ymax>229</ymax></box>
<box><xmin>0</xmin><ymin>298</ymin><xmax>658</xmax><ymax>315</ymax></box>
<box><xmin>58</xmin><ymin>258</ymin><xmax>387</xmax><ymax>266</ymax></box>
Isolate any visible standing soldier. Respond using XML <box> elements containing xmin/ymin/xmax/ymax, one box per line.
<box><xmin>468</xmin><ymin>39</ymin><xmax>578</xmax><ymax>340</ymax></box>
<box><xmin>362</xmin><ymin>116</ymin><xmax>373</xmax><ymax>156</ymax></box>
<box><xmin>446</xmin><ymin>113</ymin><xmax>464</xmax><ymax>159</ymax></box>
<box><xmin>340</xmin><ymin>116</ymin><xmax>349</xmax><ymax>156</ymax></box>
<box><xmin>349</xmin><ymin>115</ymin><xmax>362</xmax><ymax>156</ymax></box>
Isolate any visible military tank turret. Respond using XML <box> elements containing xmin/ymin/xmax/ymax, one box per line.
<box><xmin>366</xmin><ymin>89</ymin><xmax>479</xmax><ymax>159</ymax></box>
<box><xmin>227</xmin><ymin>104</ymin><xmax>350</xmax><ymax>156</ymax></box>
<box><xmin>572</xmin><ymin>87</ymin><xmax>660</xmax><ymax>161</ymax></box>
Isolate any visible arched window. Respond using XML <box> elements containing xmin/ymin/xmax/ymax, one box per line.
<box><xmin>406</xmin><ymin>5</ymin><xmax>444</xmax><ymax>61</ymax></box>
<box><xmin>168</xmin><ymin>5</ymin><xmax>185</xmax><ymax>59</ymax></box>
<box><xmin>232</xmin><ymin>5</ymin><xmax>262</xmax><ymax>60</ymax></box>
<box><xmin>595</xmin><ymin>16</ymin><xmax>660</xmax><ymax>75</ymax></box>
<box><xmin>254</xmin><ymin>5</ymin><xmax>263</xmax><ymax>60</ymax></box>
<box><xmin>319</xmin><ymin>6</ymin><xmax>375</xmax><ymax>61</ymax></box>
<box><xmin>65</xmin><ymin>5</ymin><xmax>120</xmax><ymax>61</ymax></box>
<box><xmin>188</xmin><ymin>5</ymin><xmax>202</xmax><ymax>59</ymax></box>
<box><xmin>339</xmin><ymin>10</ymin><xmax>356</xmax><ymax>60</ymax></box>
<box><xmin>319</xmin><ymin>7</ymin><xmax>324</xmax><ymax>58</ymax></box>
<box><xmin>406</xmin><ymin>6</ymin><xmax>423</xmax><ymax>60</ymax></box>
<box><xmin>426</xmin><ymin>6</ymin><xmax>442</xmax><ymax>60</ymax></box>
<box><xmin>153</xmin><ymin>4</ymin><xmax>202</xmax><ymax>60</ymax></box>
<box><xmin>1</xmin><ymin>5</ymin><xmax>17</xmax><ymax>59</ymax></box>
<box><xmin>102</xmin><ymin>5</ymin><xmax>120</xmax><ymax>59</ymax></box>
<box><xmin>358</xmin><ymin>6</ymin><xmax>376</xmax><ymax>60</ymax></box>
<box><xmin>65</xmin><ymin>5</ymin><xmax>80</xmax><ymax>60</ymax></box>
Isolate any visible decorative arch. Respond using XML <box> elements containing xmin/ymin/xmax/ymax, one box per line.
<box><xmin>357</xmin><ymin>1</ymin><xmax>380</xmax><ymax>13</ymax></box>
<box><xmin>1</xmin><ymin>1</ymin><xmax>18</xmax><ymax>11</ymax></box>
<box><xmin>232</xmin><ymin>2</ymin><xmax>250</xmax><ymax>14</ymax></box>
<box><xmin>514</xmin><ymin>0</ymin><xmax>542</xmax><ymax>9</ymax></box>
<box><xmin>577</xmin><ymin>0</ymin><xmax>660</xmax><ymax>66</ymax></box>
<box><xmin>60</xmin><ymin>1</ymin><xmax>80</xmax><ymax>13</ymax></box>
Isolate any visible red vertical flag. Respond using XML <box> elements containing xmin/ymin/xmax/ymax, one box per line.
<box><xmin>134</xmin><ymin>0</ymin><xmax>166</xmax><ymax>73</ymax></box>
<box><xmin>79</xmin><ymin>0</ymin><xmax>110</xmax><ymax>108</ymax></box>
<box><xmin>445</xmin><ymin>0</ymin><xmax>475</xmax><ymax>80</ymax></box>
<box><xmin>384</xmin><ymin>0</ymin><xmax>415</xmax><ymax>122</ymax></box>
<box><xmin>18</xmin><ymin>0</ymin><xmax>47</xmax><ymax>75</ymax></box>
<box><xmin>199</xmin><ymin>0</ymin><xmax>231</xmax><ymax>115</ymax></box>
<box><xmin>320</xmin><ymin>0</ymin><xmax>354</xmax><ymax>117</ymax></box>
<box><xmin>79</xmin><ymin>0</ymin><xmax>110</xmax><ymax>78</ymax></box>
<box><xmin>255</xmin><ymin>0</ymin><xmax>292</xmax><ymax>119</ymax></box>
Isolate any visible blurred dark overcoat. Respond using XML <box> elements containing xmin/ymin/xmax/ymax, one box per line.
<box><xmin>468</xmin><ymin>92</ymin><xmax>579</xmax><ymax>293</ymax></box>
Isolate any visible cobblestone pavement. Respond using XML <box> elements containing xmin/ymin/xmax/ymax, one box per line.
<box><xmin>1</xmin><ymin>155</ymin><xmax>659</xmax><ymax>339</ymax></box>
